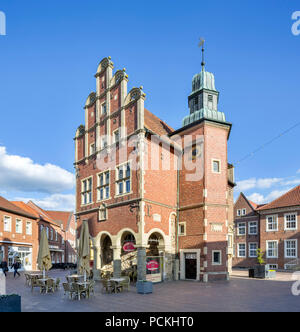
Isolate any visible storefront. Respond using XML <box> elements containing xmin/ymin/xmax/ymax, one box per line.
<box><xmin>7</xmin><ymin>246</ymin><xmax>32</xmax><ymax>272</ymax></box>
<box><xmin>49</xmin><ymin>245</ymin><xmax>64</xmax><ymax>263</ymax></box>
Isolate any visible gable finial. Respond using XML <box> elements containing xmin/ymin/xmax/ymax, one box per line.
<box><xmin>198</xmin><ymin>37</ymin><xmax>205</xmax><ymax>71</ymax></box>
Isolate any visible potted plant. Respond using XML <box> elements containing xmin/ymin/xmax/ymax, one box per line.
<box><xmin>0</xmin><ymin>294</ymin><xmax>21</xmax><ymax>312</ymax></box>
<box><xmin>136</xmin><ymin>280</ymin><xmax>153</xmax><ymax>294</ymax></box>
<box><xmin>254</xmin><ymin>249</ymin><xmax>267</xmax><ymax>279</ymax></box>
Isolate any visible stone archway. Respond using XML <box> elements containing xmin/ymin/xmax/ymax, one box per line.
<box><xmin>147</xmin><ymin>232</ymin><xmax>165</xmax><ymax>256</ymax></box>
<box><xmin>120</xmin><ymin>230</ymin><xmax>137</xmax><ymax>274</ymax></box>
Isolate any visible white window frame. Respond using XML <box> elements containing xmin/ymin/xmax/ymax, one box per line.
<box><xmin>81</xmin><ymin>176</ymin><xmax>93</xmax><ymax>206</ymax></box>
<box><xmin>284</xmin><ymin>239</ymin><xmax>297</xmax><ymax>258</ymax></box>
<box><xmin>237</xmin><ymin>209</ymin><xmax>241</xmax><ymax>217</ymax></box>
<box><xmin>237</xmin><ymin>222</ymin><xmax>246</xmax><ymax>236</ymax></box>
<box><xmin>212</xmin><ymin>159</ymin><xmax>221</xmax><ymax>174</ymax></box>
<box><xmin>266</xmin><ymin>240</ymin><xmax>278</xmax><ymax>258</ymax></box>
<box><xmin>242</xmin><ymin>208</ymin><xmax>246</xmax><ymax>216</ymax></box>
<box><xmin>26</xmin><ymin>221</ymin><xmax>32</xmax><ymax>235</ymax></box>
<box><xmin>178</xmin><ymin>222</ymin><xmax>186</xmax><ymax>236</ymax></box>
<box><xmin>212</xmin><ymin>250</ymin><xmax>222</xmax><ymax>265</ymax></box>
<box><xmin>248</xmin><ymin>221</ymin><xmax>258</xmax><ymax>235</ymax></box>
<box><xmin>266</xmin><ymin>215</ymin><xmax>278</xmax><ymax>232</ymax></box>
<box><xmin>3</xmin><ymin>216</ymin><xmax>12</xmax><ymax>232</ymax></box>
<box><xmin>15</xmin><ymin>218</ymin><xmax>23</xmax><ymax>234</ymax></box>
<box><xmin>249</xmin><ymin>242</ymin><xmax>258</xmax><ymax>258</ymax></box>
<box><xmin>237</xmin><ymin>243</ymin><xmax>246</xmax><ymax>258</ymax></box>
<box><xmin>97</xmin><ymin>170</ymin><xmax>110</xmax><ymax>202</ymax></box>
<box><xmin>284</xmin><ymin>213</ymin><xmax>297</xmax><ymax>231</ymax></box>
<box><xmin>115</xmin><ymin>161</ymin><xmax>132</xmax><ymax>197</ymax></box>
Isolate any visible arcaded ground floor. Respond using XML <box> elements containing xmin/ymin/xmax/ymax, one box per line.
<box><xmin>4</xmin><ymin>269</ymin><xmax>300</xmax><ymax>312</ymax></box>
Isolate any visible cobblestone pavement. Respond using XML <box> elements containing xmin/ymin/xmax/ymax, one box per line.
<box><xmin>4</xmin><ymin>269</ymin><xmax>300</xmax><ymax>312</ymax></box>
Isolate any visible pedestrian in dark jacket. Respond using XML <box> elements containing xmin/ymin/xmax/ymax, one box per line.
<box><xmin>11</xmin><ymin>261</ymin><xmax>21</xmax><ymax>278</ymax></box>
<box><xmin>0</xmin><ymin>261</ymin><xmax>8</xmax><ymax>277</ymax></box>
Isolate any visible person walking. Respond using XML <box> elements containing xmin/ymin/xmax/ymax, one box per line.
<box><xmin>0</xmin><ymin>260</ymin><xmax>8</xmax><ymax>277</ymax></box>
<box><xmin>11</xmin><ymin>260</ymin><xmax>21</xmax><ymax>278</ymax></box>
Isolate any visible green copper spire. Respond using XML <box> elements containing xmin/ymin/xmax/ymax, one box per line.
<box><xmin>181</xmin><ymin>40</ymin><xmax>228</xmax><ymax>127</ymax></box>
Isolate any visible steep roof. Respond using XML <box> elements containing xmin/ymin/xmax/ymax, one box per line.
<box><xmin>11</xmin><ymin>201</ymin><xmax>40</xmax><ymax>219</ymax></box>
<box><xmin>26</xmin><ymin>201</ymin><xmax>58</xmax><ymax>225</ymax></box>
<box><xmin>45</xmin><ymin>211</ymin><xmax>72</xmax><ymax>231</ymax></box>
<box><xmin>257</xmin><ymin>185</ymin><xmax>300</xmax><ymax>211</ymax></box>
<box><xmin>144</xmin><ymin>109</ymin><xmax>174</xmax><ymax>136</ymax></box>
<box><xmin>0</xmin><ymin>197</ymin><xmax>37</xmax><ymax>219</ymax></box>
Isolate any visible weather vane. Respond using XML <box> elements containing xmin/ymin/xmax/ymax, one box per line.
<box><xmin>198</xmin><ymin>38</ymin><xmax>205</xmax><ymax>71</ymax></box>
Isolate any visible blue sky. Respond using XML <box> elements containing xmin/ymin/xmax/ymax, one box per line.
<box><xmin>0</xmin><ymin>0</ymin><xmax>299</xmax><ymax>210</ymax></box>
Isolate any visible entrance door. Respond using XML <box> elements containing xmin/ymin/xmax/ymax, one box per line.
<box><xmin>185</xmin><ymin>253</ymin><xmax>197</xmax><ymax>279</ymax></box>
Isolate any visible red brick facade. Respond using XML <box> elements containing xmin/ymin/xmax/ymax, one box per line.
<box><xmin>233</xmin><ymin>186</ymin><xmax>300</xmax><ymax>270</ymax></box>
<box><xmin>0</xmin><ymin>196</ymin><xmax>38</xmax><ymax>271</ymax></box>
<box><xmin>75</xmin><ymin>57</ymin><xmax>234</xmax><ymax>282</ymax></box>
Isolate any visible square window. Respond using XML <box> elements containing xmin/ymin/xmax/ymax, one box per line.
<box><xmin>249</xmin><ymin>243</ymin><xmax>258</xmax><ymax>257</ymax></box>
<box><xmin>266</xmin><ymin>215</ymin><xmax>278</xmax><ymax>231</ymax></box>
<box><xmin>285</xmin><ymin>240</ymin><xmax>297</xmax><ymax>258</ymax></box>
<box><xmin>212</xmin><ymin>251</ymin><xmax>221</xmax><ymax>265</ymax></box>
<box><xmin>285</xmin><ymin>213</ymin><xmax>297</xmax><ymax>230</ymax></box>
<box><xmin>266</xmin><ymin>241</ymin><xmax>278</xmax><ymax>258</ymax></box>
<box><xmin>238</xmin><ymin>243</ymin><xmax>246</xmax><ymax>257</ymax></box>
<box><xmin>237</xmin><ymin>222</ymin><xmax>246</xmax><ymax>236</ymax></box>
<box><xmin>249</xmin><ymin>221</ymin><xmax>258</xmax><ymax>235</ymax></box>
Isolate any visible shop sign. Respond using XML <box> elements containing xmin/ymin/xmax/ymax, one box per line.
<box><xmin>123</xmin><ymin>242</ymin><xmax>135</xmax><ymax>252</ymax></box>
<box><xmin>146</xmin><ymin>260</ymin><xmax>159</xmax><ymax>271</ymax></box>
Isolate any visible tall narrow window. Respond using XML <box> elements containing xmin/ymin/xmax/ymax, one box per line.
<box><xmin>116</xmin><ymin>162</ymin><xmax>131</xmax><ymax>196</ymax></box>
<box><xmin>97</xmin><ymin>170</ymin><xmax>110</xmax><ymax>201</ymax></box>
<box><xmin>81</xmin><ymin>177</ymin><xmax>93</xmax><ymax>205</ymax></box>
<box><xmin>16</xmin><ymin>219</ymin><xmax>22</xmax><ymax>234</ymax></box>
<box><xmin>101</xmin><ymin>103</ymin><xmax>107</xmax><ymax>115</ymax></box>
<box><xmin>4</xmin><ymin>216</ymin><xmax>11</xmax><ymax>232</ymax></box>
<box><xmin>26</xmin><ymin>221</ymin><xmax>32</xmax><ymax>235</ymax></box>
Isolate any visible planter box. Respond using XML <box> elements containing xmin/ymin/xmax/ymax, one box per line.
<box><xmin>0</xmin><ymin>295</ymin><xmax>21</xmax><ymax>312</ymax></box>
<box><xmin>136</xmin><ymin>281</ymin><xmax>153</xmax><ymax>294</ymax></box>
<box><xmin>254</xmin><ymin>265</ymin><xmax>267</xmax><ymax>279</ymax></box>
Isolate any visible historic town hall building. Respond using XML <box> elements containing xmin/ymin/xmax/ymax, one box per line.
<box><xmin>75</xmin><ymin>55</ymin><xmax>235</xmax><ymax>282</ymax></box>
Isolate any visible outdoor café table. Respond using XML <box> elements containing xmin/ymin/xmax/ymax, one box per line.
<box><xmin>69</xmin><ymin>275</ymin><xmax>84</xmax><ymax>282</ymax></box>
<box><xmin>109</xmin><ymin>278</ymin><xmax>125</xmax><ymax>293</ymax></box>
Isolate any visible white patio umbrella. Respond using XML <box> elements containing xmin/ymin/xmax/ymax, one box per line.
<box><xmin>37</xmin><ymin>228</ymin><xmax>52</xmax><ymax>278</ymax></box>
<box><xmin>78</xmin><ymin>221</ymin><xmax>90</xmax><ymax>282</ymax></box>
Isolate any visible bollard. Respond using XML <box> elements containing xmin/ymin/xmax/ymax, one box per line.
<box><xmin>0</xmin><ymin>270</ymin><xmax>6</xmax><ymax>295</ymax></box>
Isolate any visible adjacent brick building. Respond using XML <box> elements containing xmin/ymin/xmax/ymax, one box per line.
<box><xmin>0</xmin><ymin>196</ymin><xmax>39</xmax><ymax>271</ymax></box>
<box><xmin>233</xmin><ymin>185</ymin><xmax>300</xmax><ymax>270</ymax></box>
<box><xmin>75</xmin><ymin>55</ymin><xmax>235</xmax><ymax>283</ymax></box>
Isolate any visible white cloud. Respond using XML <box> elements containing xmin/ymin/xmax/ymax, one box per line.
<box><xmin>15</xmin><ymin>194</ymin><xmax>75</xmax><ymax>211</ymax></box>
<box><xmin>247</xmin><ymin>193</ymin><xmax>265</xmax><ymax>204</ymax></box>
<box><xmin>236</xmin><ymin>177</ymin><xmax>282</xmax><ymax>192</ymax></box>
<box><xmin>0</xmin><ymin>146</ymin><xmax>75</xmax><ymax>194</ymax></box>
<box><xmin>247</xmin><ymin>188</ymin><xmax>292</xmax><ymax>205</ymax></box>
